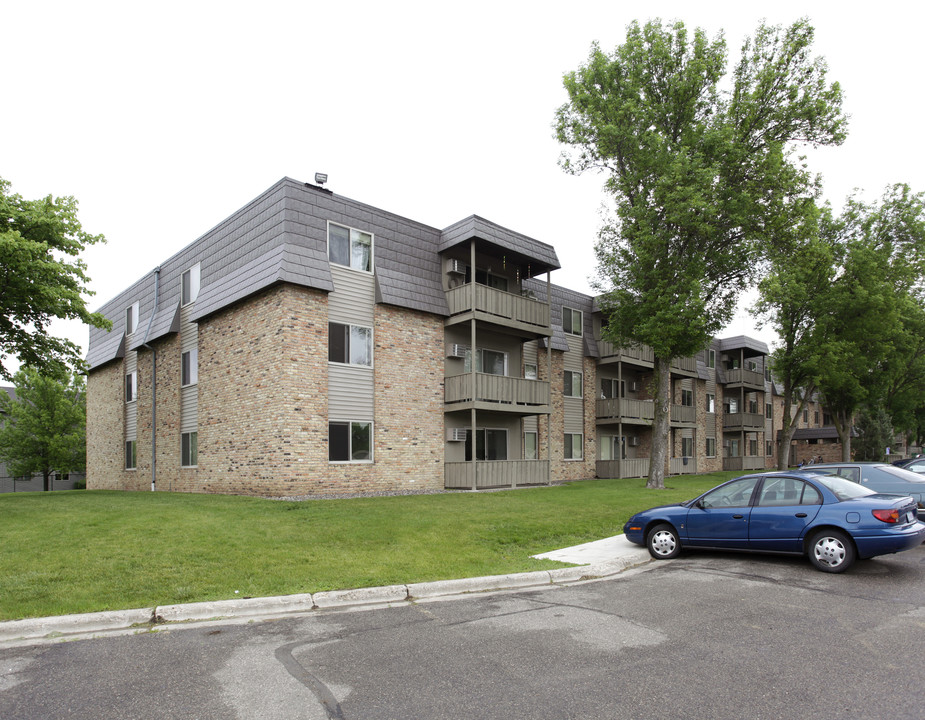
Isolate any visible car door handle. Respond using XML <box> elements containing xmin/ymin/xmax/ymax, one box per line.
<box><xmin>795</xmin><ymin>513</ymin><xmax>807</xmax><ymax>518</ymax></box>
<box><xmin>733</xmin><ymin>514</ymin><xmax>744</xmax><ymax>519</ymax></box>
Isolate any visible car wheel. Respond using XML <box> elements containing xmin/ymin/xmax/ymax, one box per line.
<box><xmin>646</xmin><ymin>523</ymin><xmax>681</xmax><ymax>560</ymax></box>
<box><xmin>808</xmin><ymin>529</ymin><xmax>856</xmax><ymax>573</ymax></box>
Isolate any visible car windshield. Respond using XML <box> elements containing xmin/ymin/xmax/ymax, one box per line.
<box><xmin>809</xmin><ymin>473</ymin><xmax>877</xmax><ymax>501</ymax></box>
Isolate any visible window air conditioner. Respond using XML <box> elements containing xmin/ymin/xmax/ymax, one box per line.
<box><xmin>629</xmin><ymin>381</ymin><xmax>638</xmax><ymax>392</ymax></box>
<box><xmin>447</xmin><ymin>344</ymin><xmax>469</xmax><ymax>358</ymax></box>
<box><xmin>446</xmin><ymin>428</ymin><xmax>468</xmax><ymax>442</ymax></box>
<box><xmin>628</xmin><ymin>436</ymin><xmax>639</xmax><ymax>446</ymax></box>
<box><xmin>446</xmin><ymin>258</ymin><xmax>466</xmax><ymax>275</ymax></box>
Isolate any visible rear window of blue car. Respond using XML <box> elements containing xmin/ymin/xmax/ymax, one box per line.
<box><xmin>812</xmin><ymin>474</ymin><xmax>877</xmax><ymax>501</ymax></box>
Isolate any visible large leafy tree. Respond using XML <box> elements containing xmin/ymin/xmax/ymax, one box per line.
<box><xmin>815</xmin><ymin>184</ymin><xmax>925</xmax><ymax>459</ymax></box>
<box><xmin>0</xmin><ymin>177</ymin><xmax>110</xmax><ymax>380</ymax></box>
<box><xmin>0</xmin><ymin>366</ymin><xmax>86</xmax><ymax>491</ymax></box>
<box><xmin>555</xmin><ymin>18</ymin><xmax>846</xmax><ymax>487</ymax></box>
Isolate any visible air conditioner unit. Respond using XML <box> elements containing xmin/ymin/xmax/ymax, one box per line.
<box><xmin>628</xmin><ymin>381</ymin><xmax>638</xmax><ymax>392</ymax></box>
<box><xmin>446</xmin><ymin>428</ymin><xmax>468</xmax><ymax>442</ymax></box>
<box><xmin>447</xmin><ymin>343</ymin><xmax>469</xmax><ymax>358</ymax></box>
<box><xmin>445</xmin><ymin>258</ymin><xmax>466</xmax><ymax>275</ymax></box>
<box><xmin>628</xmin><ymin>436</ymin><xmax>639</xmax><ymax>446</ymax></box>
<box><xmin>723</xmin><ymin>440</ymin><xmax>731</xmax><ymax>447</ymax></box>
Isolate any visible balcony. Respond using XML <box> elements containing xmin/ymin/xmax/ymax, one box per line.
<box><xmin>670</xmin><ymin>457</ymin><xmax>698</xmax><ymax>475</ymax></box>
<box><xmin>445</xmin><ymin>284</ymin><xmax>550</xmax><ymax>336</ymax></box>
<box><xmin>445</xmin><ymin>460</ymin><xmax>550</xmax><ymax>489</ymax></box>
<box><xmin>723</xmin><ymin>412</ymin><xmax>766</xmax><ymax>431</ymax></box>
<box><xmin>722</xmin><ymin>456</ymin><xmax>767</xmax><ymax>471</ymax></box>
<box><xmin>670</xmin><ymin>404</ymin><xmax>696</xmax><ymax>425</ymax></box>
<box><xmin>445</xmin><ymin>373</ymin><xmax>550</xmax><ymax>414</ymax></box>
<box><xmin>670</xmin><ymin>356</ymin><xmax>698</xmax><ymax>376</ymax></box>
<box><xmin>597</xmin><ymin>341</ymin><xmax>655</xmax><ymax>367</ymax></box>
<box><xmin>724</xmin><ymin>368</ymin><xmax>765</xmax><ymax>389</ymax></box>
<box><xmin>596</xmin><ymin>458</ymin><xmax>650</xmax><ymax>479</ymax></box>
<box><xmin>596</xmin><ymin>398</ymin><xmax>655</xmax><ymax>425</ymax></box>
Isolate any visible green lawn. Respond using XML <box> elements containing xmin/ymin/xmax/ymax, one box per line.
<box><xmin>0</xmin><ymin>472</ymin><xmax>739</xmax><ymax>621</ymax></box>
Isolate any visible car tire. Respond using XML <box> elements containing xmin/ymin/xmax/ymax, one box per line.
<box><xmin>646</xmin><ymin>523</ymin><xmax>681</xmax><ymax>560</ymax></box>
<box><xmin>807</xmin><ymin>529</ymin><xmax>856</xmax><ymax>573</ymax></box>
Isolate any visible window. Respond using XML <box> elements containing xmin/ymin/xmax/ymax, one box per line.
<box><xmin>328</xmin><ymin>223</ymin><xmax>372</xmax><ymax>272</ymax></box>
<box><xmin>706</xmin><ymin>438</ymin><xmax>716</xmax><ymax>457</ymax></box>
<box><xmin>680</xmin><ymin>437</ymin><xmax>694</xmax><ymax>457</ymax></box>
<box><xmin>601</xmin><ymin>378</ymin><xmax>624</xmax><ymax>399</ymax></box>
<box><xmin>181</xmin><ymin>432</ymin><xmax>198</xmax><ymax>467</ymax></box>
<box><xmin>523</xmin><ymin>363</ymin><xmax>537</xmax><ymax>380</ymax></box>
<box><xmin>726</xmin><ymin>397</ymin><xmax>738</xmax><ymax>414</ymax></box>
<box><xmin>706</xmin><ymin>394</ymin><xmax>715</xmax><ymax>413</ymax></box>
<box><xmin>125</xmin><ymin>372</ymin><xmax>137</xmax><ymax>403</ymax></box>
<box><xmin>749</xmin><ymin>439</ymin><xmax>759</xmax><ymax>456</ymax></box>
<box><xmin>748</xmin><ymin>400</ymin><xmax>759</xmax><ymax>414</ymax></box>
<box><xmin>329</xmin><ymin>421</ymin><xmax>372</xmax><ymax>462</ymax></box>
<box><xmin>524</xmin><ymin>431</ymin><xmax>537</xmax><ymax>460</ymax></box>
<box><xmin>707</xmin><ymin>349</ymin><xmax>716</xmax><ymax>368</ymax></box>
<box><xmin>464</xmin><ymin>348</ymin><xmax>507</xmax><ymax>376</ymax></box>
<box><xmin>181</xmin><ymin>349</ymin><xmax>198</xmax><ymax>386</ymax></box>
<box><xmin>563</xmin><ymin>307</ymin><xmax>582</xmax><ymax>336</ymax></box>
<box><xmin>814</xmin><ymin>411</ymin><xmax>820</xmax><ymax>426</ymax></box>
<box><xmin>564</xmin><ymin>433</ymin><xmax>583</xmax><ymax>460</ymax></box>
<box><xmin>699</xmin><ymin>476</ymin><xmax>760</xmax><ymax>508</ymax></box>
<box><xmin>564</xmin><ymin>371</ymin><xmax>583</xmax><ymax>398</ymax></box>
<box><xmin>766</xmin><ymin>441</ymin><xmax>774</xmax><ymax>456</ymax></box>
<box><xmin>182</xmin><ymin>263</ymin><xmax>201</xmax><ymax>305</ymax></box>
<box><xmin>600</xmin><ymin>436</ymin><xmax>626</xmax><ymax>461</ymax></box>
<box><xmin>803</xmin><ymin>409</ymin><xmax>809</xmax><ymax>423</ymax></box>
<box><xmin>747</xmin><ymin>360</ymin><xmax>759</xmax><ymax>372</ymax></box>
<box><xmin>467</xmin><ymin>267</ymin><xmax>508</xmax><ymax>291</ymax></box>
<box><xmin>766</xmin><ymin>403</ymin><xmax>772</xmax><ymax>419</ymax></box>
<box><xmin>681</xmin><ymin>389</ymin><xmax>693</xmax><ymax>407</ymax></box>
<box><xmin>329</xmin><ymin>323</ymin><xmax>373</xmax><ymax>366</ymax></box>
<box><xmin>125</xmin><ymin>440</ymin><xmax>136</xmax><ymax>469</ymax></box>
<box><xmin>125</xmin><ymin>302</ymin><xmax>140</xmax><ymax>335</ymax></box>
<box><xmin>757</xmin><ymin>478</ymin><xmax>821</xmax><ymax>507</ymax></box>
<box><xmin>465</xmin><ymin>428</ymin><xmax>507</xmax><ymax>461</ymax></box>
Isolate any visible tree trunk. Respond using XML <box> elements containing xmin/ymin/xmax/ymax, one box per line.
<box><xmin>833</xmin><ymin>410</ymin><xmax>852</xmax><ymax>461</ymax></box>
<box><xmin>778</xmin><ymin>386</ymin><xmax>812</xmax><ymax>470</ymax></box>
<box><xmin>42</xmin><ymin>470</ymin><xmax>50</xmax><ymax>492</ymax></box>
<box><xmin>647</xmin><ymin>357</ymin><xmax>671</xmax><ymax>489</ymax></box>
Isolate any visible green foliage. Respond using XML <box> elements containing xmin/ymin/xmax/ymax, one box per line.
<box><xmin>0</xmin><ymin>177</ymin><xmax>111</xmax><ymax>380</ymax></box>
<box><xmin>853</xmin><ymin>404</ymin><xmax>893</xmax><ymax>461</ymax></box>
<box><xmin>0</xmin><ymin>475</ymin><xmax>731</xmax><ymax>620</ymax></box>
<box><xmin>0</xmin><ymin>366</ymin><xmax>86</xmax><ymax>491</ymax></box>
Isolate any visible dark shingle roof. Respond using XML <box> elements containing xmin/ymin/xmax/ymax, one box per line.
<box><xmin>440</xmin><ymin>216</ymin><xmax>560</xmax><ymax>276</ymax></box>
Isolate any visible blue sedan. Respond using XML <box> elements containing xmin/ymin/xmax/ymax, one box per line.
<box><xmin>623</xmin><ymin>471</ymin><xmax>925</xmax><ymax>573</ymax></box>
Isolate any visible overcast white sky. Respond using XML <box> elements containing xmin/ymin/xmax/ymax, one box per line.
<box><xmin>4</xmin><ymin>0</ymin><xmax>923</xmax><ymax>368</ymax></box>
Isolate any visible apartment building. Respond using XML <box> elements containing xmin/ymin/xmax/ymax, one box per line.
<box><xmin>86</xmin><ymin>177</ymin><xmax>797</xmax><ymax>496</ymax></box>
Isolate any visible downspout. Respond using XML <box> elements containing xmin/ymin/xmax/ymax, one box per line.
<box><xmin>140</xmin><ymin>267</ymin><xmax>160</xmax><ymax>492</ymax></box>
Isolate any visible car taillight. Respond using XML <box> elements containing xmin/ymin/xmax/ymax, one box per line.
<box><xmin>872</xmin><ymin>509</ymin><xmax>901</xmax><ymax>523</ymax></box>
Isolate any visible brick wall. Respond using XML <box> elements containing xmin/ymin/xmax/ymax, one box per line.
<box><xmin>86</xmin><ymin>361</ymin><xmax>126</xmax><ymax>489</ymax></box>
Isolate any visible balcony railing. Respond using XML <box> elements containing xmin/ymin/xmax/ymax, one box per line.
<box><xmin>724</xmin><ymin>368</ymin><xmax>765</xmax><ymax>388</ymax></box>
<box><xmin>722</xmin><ymin>456</ymin><xmax>767</xmax><ymax>471</ymax></box>
<box><xmin>446</xmin><ymin>284</ymin><xmax>549</xmax><ymax>331</ymax></box>
<box><xmin>597</xmin><ymin>341</ymin><xmax>655</xmax><ymax>365</ymax></box>
<box><xmin>596</xmin><ymin>398</ymin><xmax>655</xmax><ymax>423</ymax></box>
<box><xmin>670</xmin><ymin>356</ymin><xmax>697</xmax><ymax>374</ymax></box>
<box><xmin>445</xmin><ymin>374</ymin><xmax>549</xmax><ymax>410</ymax></box>
<box><xmin>596</xmin><ymin>458</ymin><xmax>650</xmax><ymax>479</ymax></box>
<box><xmin>670</xmin><ymin>457</ymin><xmax>698</xmax><ymax>475</ymax></box>
<box><xmin>723</xmin><ymin>412</ymin><xmax>766</xmax><ymax>431</ymax></box>
<box><xmin>670</xmin><ymin>404</ymin><xmax>696</xmax><ymax>424</ymax></box>
<box><xmin>445</xmin><ymin>460</ymin><xmax>550</xmax><ymax>489</ymax></box>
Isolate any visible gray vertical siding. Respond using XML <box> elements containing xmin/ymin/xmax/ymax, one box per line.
<box><xmin>180</xmin><ymin>306</ymin><xmax>199</xmax><ymax>435</ymax></box>
<box><xmin>125</xmin><ymin>351</ymin><xmax>137</xmax><ymax>439</ymax></box>
<box><xmin>328</xmin><ymin>265</ymin><xmax>375</xmax><ymax>420</ymax></box>
<box><xmin>563</xmin><ymin>335</ymin><xmax>584</xmax><ymax>433</ymax></box>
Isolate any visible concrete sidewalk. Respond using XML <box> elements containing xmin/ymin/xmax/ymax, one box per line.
<box><xmin>0</xmin><ymin>534</ymin><xmax>650</xmax><ymax>648</ymax></box>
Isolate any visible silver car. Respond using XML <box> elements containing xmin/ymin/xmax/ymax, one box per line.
<box><xmin>808</xmin><ymin>462</ymin><xmax>925</xmax><ymax>509</ymax></box>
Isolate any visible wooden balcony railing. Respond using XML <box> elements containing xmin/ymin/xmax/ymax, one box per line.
<box><xmin>595</xmin><ymin>458</ymin><xmax>650</xmax><ymax>479</ymax></box>
<box><xmin>723</xmin><ymin>412</ymin><xmax>766</xmax><ymax>430</ymax></box>
<box><xmin>445</xmin><ymin>460</ymin><xmax>550</xmax><ymax>489</ymax></box>
<box><xmin>445</xmin><ymin>374</ymin><xmax>549</xmax><ymax>409</ymax></box>
<box><xmin>446</xmin><ymin>284</ymin><xmax>549</xmax><ymax>331</ymax></box>
<box><xmin>724</xmin><ymin>368</ymin><xmax>765</xmax><ymax>388</ymax></box>
<box><xmin>596</xmin><ymin>398</ymin><xmax>655</xmax><ymax>422</ymax></box>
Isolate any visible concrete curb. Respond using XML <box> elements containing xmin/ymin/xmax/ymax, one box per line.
<box><xmin>0</xmin><ymin>546</ymin><xmax>651</xmax><ymax>647</ymax></box>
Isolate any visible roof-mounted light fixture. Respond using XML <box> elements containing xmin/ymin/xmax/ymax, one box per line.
<box><xmin>314</xmin><ymin>172</ymin><xmax>328</xmax><ymax>186</ymax></box>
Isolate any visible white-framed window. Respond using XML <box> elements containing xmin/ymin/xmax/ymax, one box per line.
<box><xmin>600</xmin><ymin>436</ymin><xmax>625</xmax><ymax>461</ymax></box>
<box><xmin>681</xmin><ymin>388</ymin><xmax>693</xmax><ymax>406</ymax></box>
<box><xmin>182</xmin><ymin>263</ymin><xmax>201</xmax><ymax>306</ymax></box>
<box><xmin>126</xmin><ymin>302</ymin><xmax>140</xmax><ymax>335</ymax></box>
<box><xmin>181</xmin><ymin>348</ymin><xmax>198</xmax><ymax>386</ymax></box>
<box><xmin>125</xmin><ymin>440</ymin><xmax>137</xmax><ymax>469</ymax></box>
<box><xmin>125</xmin><ymin>371</ymin><xmax>137</xmax><ymax>403</ymax></box>
<box><xmin>328</xmin><ymin>222</ymin><xmax>373</xmax><ymax>272</ymax></box>
<box><xmin>766</xmin><ymin>402</ymin><xmax>773</xmax><ymax>419</ymax></box>
<box><xmin>706</xmin><ymin>437</ymin><xmax>716</xmax><ymax>457</ymax></box>
<box><xmin>766</xmin><ymin>440</ymin><xmax>774</xmax><ymax>457</ymax></box>
<box><xmin>329</xmin><ymin>323</ymin><xmax>373</xmax><ymax>366</ymax></box>
<box><xmin>706</xmin><ymin>394</ymin><xmax>715</xmax><ymax>413</ymax></box>
<box><xmin>465</xmin><ymin>428</ymin><xmax>507</xmax><ymax>461</ymax></box>
<box><xmin>524</xmin><ymin>431</ymin><xmax>537</xmax><ymax>460</ymax></box>
<box><xmin>523</xmin><ymin>363</ymin><xmax>537</xmax><ymax>380</ymax></box>
<box><xmin>464</xmin><ymin>348</ymin><xmax>507</xmax><ymax>376</ymax></box>
<box><xmin>600</xmin><ymin>378</ymin><xmax>624</xmax><ymax>399</ymax></box>
<box><xmin>564</xmin><ymin>433</ymin><xmax>583</xmax><ymax>460</ymax></box>
<box><xmin>181</xmin><ymin>431</ymin><xmax>198</xmax><ymax>467</ymax></box>
<box><xmin>564</xmin><ymin>370</ymin><xmax>583</xmax><ymax>398</ymax></box>
<box><xmin>707</xmin><ymin>349</ymin><xmax>716</xmax><ymax>368</ymax></box>
<box><xmin>563</xmin><ymin>307</ymin><xmax>582</xmax><ymax>336</ymax></box>
<box><xmin>726</xmin><ymin>397</ymin><xmax>739</xmax><ymax>414</ymax></box>
<box><xmin>329</xmin><ymin>421</ymin><xmax>373</xmax><ymax>462</ymax></box>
